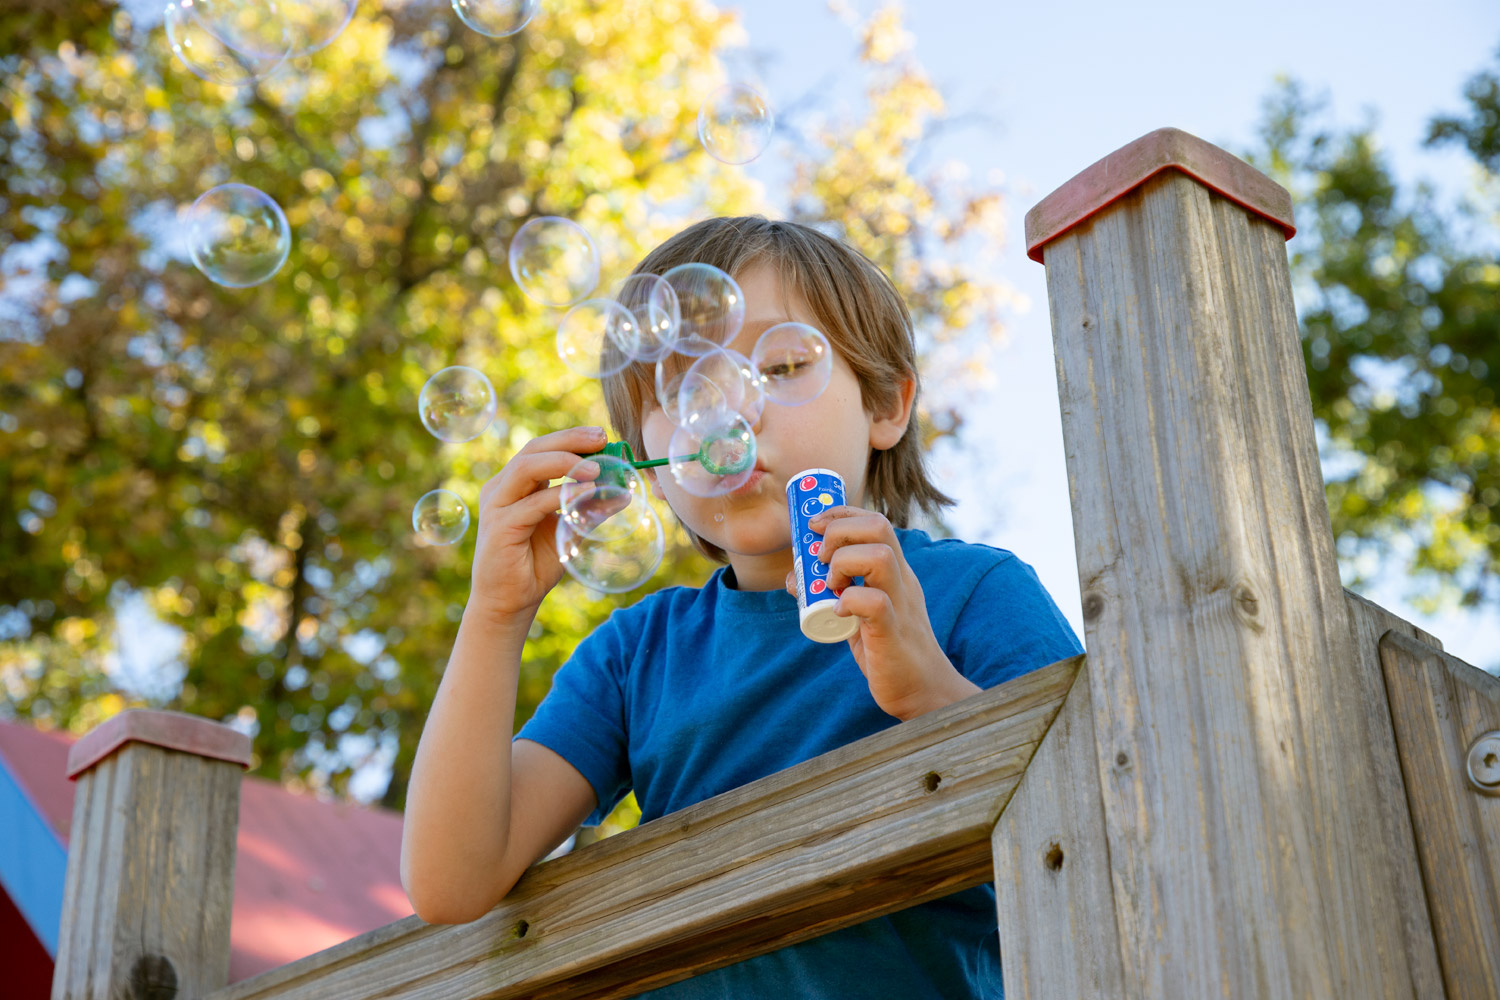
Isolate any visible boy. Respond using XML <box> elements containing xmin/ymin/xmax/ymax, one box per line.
<box><xmin>401</xmin><ymin>216</ymin><xmax>1083</xmax><ymax>997</ymax></box>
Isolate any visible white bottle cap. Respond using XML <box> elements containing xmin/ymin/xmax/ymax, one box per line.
<box><xmin>800</xmin><ymin>601</ymin><xmax>859</xmax><ymax>643</ymax></box>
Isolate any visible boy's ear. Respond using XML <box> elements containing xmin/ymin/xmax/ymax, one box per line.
<box><xmin>869</xmin><ymin>374</ymin><xmax>917</xmax><ymax>451</ymax></box>
<box><xmin>642</xmin><ymin>465</ymin><xmax>667</xmax><ymax>501</ymax></box>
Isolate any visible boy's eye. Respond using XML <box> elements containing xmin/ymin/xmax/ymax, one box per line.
<box><xmin>760</xmin><ymin>359</ymin><xmax>813</xmax><ymax>381</ymax></box>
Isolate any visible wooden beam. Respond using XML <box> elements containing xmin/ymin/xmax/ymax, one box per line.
<box><xmin>204</xmin><ymin>657</ymin><xmax>1077</xmax><ymax>1000</ymax></box>
<box><xmin>1380</xmin><ymin>629</ymin><xmax>1500</xmax><ymax>999</ymax></box>
<box><xmin>1034</xmin><ymin>127</ymin><xmax>1433</xmax><ymax>997</ymax></box>
<box><xmin>52</xmin><ymin>710</ymin><xmax>249</xmax><ymax>1000</ymax></box>
<box><xmin>992</xmin><ymin>658</ymin><xmax>1125</xmax><ymax>999</ymax></box>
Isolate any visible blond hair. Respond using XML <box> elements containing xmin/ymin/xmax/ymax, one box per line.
<box><xmin>603</xmin><ymin>216</ymin><xmax>954</xmax><ymax>562</ymax></box>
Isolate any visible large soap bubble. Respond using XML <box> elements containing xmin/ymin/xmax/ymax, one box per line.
<box><xmin>556</xmin><ymin>456</ymin><xmax>663</xmax><ymax>593</ymax></box>
<box><xmin>165</xmin><ymin>0</ymin><xmax>289</xmax><ymax>86</ymax></box>
<box><xmin>419</xmin><ymin>366</ymin><xmax>498</xmax><ymax>443</ymax></box>
<box><xmin>661</xmin><ymin>263</ymin><xmax>745</xmax><ymax>357</ymax></box>
<box><xmin>451</xmin><ymin>0</ymin><xmax>538</xmax><ymax>38</ymax></box>
<box><xmin>508</xmin><ymin>216</ymin><xmax>600</xmax><ymax>307</ymax></box>
<box><xmin>752</xmin><ymin>322</ymin><xmax>833</xmax><ymax>406</ymax></box>
<box><xmin>668</xmin><ymin>412</ymin><xmax>757</xmax><ymax>498</ymax></box>
<box><xmin>283</xmin><ymin>0</ymin><xmax>357</xmax><ymax>55</ymax></box>
<box><xmin>609</xmin><ymin>274</ymin><xmax>680</xmax><ymax>363</ymax></box>
<box><xmin>682</xmin><ymin>348</ymin><xmax>764</xmax><ymax>427</ymax></box>
<box><xmin>556</xmin><ymin>299</ymin><xmax>639</xmax><ymax>380</ymax></box>
<box><xmin>186</xmin><ymin>183</ymin><xmax>292</xmax><ymax>288</ymax></box>
<box><xmin>697</xmin><ymin>84</ymin><xmax>775</xmax><ymax>165</ymax></box>
<box><xmin>413</xmin><ymin>489</ymin><xmax>471</xmax><ymax>545</ymax></box>
<box><xmin>189</xmin><ymin>0</ymin><xmax>293</xmax><ymax>60</ymax></box>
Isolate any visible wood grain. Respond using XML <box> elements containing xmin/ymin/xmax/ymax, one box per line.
<box><xmin>992</xmin><ymin>660</ymin><xmax>1125</xmax><ymax>999</ymax></box>
<box><xmin>1380</xmin><ymin>629</ymin><xmax>1500</xmax><ymax>999</ymax></box>
<box><xmin>205</xmin><ymin>657</ymin><xmax>1079</xmax><ymax>1000</ymax></box>
<box><xmin>1045</xmin><ymin>168</ymin><xmax>1429</xmax><ymax>998</ymax></box>
<box><xmin>52</xmin><ymin>741</ymin><xmax>242</xmax><ymax>1000</ymax></box>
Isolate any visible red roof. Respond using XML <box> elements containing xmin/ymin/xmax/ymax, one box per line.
<box><xmin>0</xmin><ymin>717</ymin><xmax>413</xmax><ymax>982</ymax></box>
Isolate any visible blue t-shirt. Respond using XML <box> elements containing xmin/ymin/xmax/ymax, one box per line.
<box><xmin>518</xmin><ymin>528</ymin><xmax>1083</xmax><ymax>998</ymax></box>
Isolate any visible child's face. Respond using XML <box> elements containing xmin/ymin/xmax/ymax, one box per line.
<box><xmin>639</xmin><ymin>263</ymin><xmax>899</xmax><ymax>562</ymax></box>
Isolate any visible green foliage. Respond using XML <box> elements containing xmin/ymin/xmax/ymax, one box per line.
<box><xmin>0</xmin><ymin>1</ymin><xmax>1012</xmax><ymax>805</ymax></box>
<box><xmin>1247</xmin><ymin>48</ymin><xmax>1500</xmax><ymax>640</ymax></box>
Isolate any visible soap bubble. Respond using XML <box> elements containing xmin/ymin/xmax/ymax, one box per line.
<box><xmin>556</xmin><ymin>456</ymin><xmax>663</xmax><ymax>593</ymax></box>
<box><xmin>682</xmin><ymin>348</ymin><xmax>764</xmax><ymax>426</ymax></box>
<box><xmin>752</xmin><ymin>322</ymin><xmax>833</xmax><ymax>406</ymax></box>
<box><xmin>452</xmin><ymin>0</ymin><xmax>537</xmax><ymax>37</ymax></box>
<box><xmin>698</xmin><ymin>84</ymin><xmax>775</xmax><ymax>164</ymax></box>
<box><xmin>186</xmin><ymin>183</ymin><xmax>292</xmax><ymax>287</ymax></box>
<box><xmin>165</xmin><ymin>0</ymin><xmax>289</xmax><ymax>86</ymax></box>
<box><xmin>668</xmin><ymin>412</ymin><xmax>757</xmax><ymax>498</ymax></box>
<box><xmin>189</xmin><ymin>0</ymin><xmax>293</xmax><ymax>60</ymax></box>
<box><xmin>609</xmin><ymin>274</ymin><xmax>680</xmax><ymax>363</ymax></box>
<box><xmin>654</xmin><ymin>362</ymin><xmax>701</xmax><ymax>429</ymax></box>
<box><xmin>556</xmin><ymin>299</ymin><xmax>639</xmax><ymax>380</ymax></box>
<box><xmin>661</xmin><ymin>263</ymin><xmax>745</xmax><ymax>357</ymax></box>
<box><xmin>282</xmin><ymin>0</ymin><xmax>357</xmax><ymax>55</ymax></box>
<box><xmin>419</xmin><ymin>366</ymin><xmax>498</xmax><ymax>443</ymax></box>
<box><xmin>413</xmin><ymin>489</ymin><xmax>471</xmax><ymax>545</ymax></box>
<box><xmin>508</xmin><ymin>216</ymin><xmax>600</xmax><ymax>307</ymax></box>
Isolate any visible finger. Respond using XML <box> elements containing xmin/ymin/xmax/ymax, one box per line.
<box><xmin>806</xmin><ymin>505</ymin><xmax>864</xmax><ymax>532</ymax></box>
<box><xmin>516</xmin><ymin>425</ymin><xmax>610</xmax><ymax>458</ymax></box>
<box><xmin>488</xmin><ymin>451</ymin><xmax>599</xmax><ymax>509</ymax></box>
<box><xmin>486</xmin><ymin>484</ymin><xmax>570</xmax><ymax>534</ymax></box>
<box><xmin>825</xmin><ymin>542</ymin><xmax>903</xmax><ymax>593</ymax></box>
<box><xmin>814</xmin><ymin>512</ymin><xmax>900</xmax><ymax>564</ymax></box>
<box><xmin>785</xmin><ymin>570</ymin><xmax>796</xmax><ymax>597</ymax></box>
<box><xmin>833</xmin><ymin>585</ymin><xmax>893</xmax><ymax>625</ymax></box>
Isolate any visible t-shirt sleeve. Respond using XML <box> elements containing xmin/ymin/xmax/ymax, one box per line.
<box><xmin>515</xmin><ymin>611</ymin><xmax>634</xmax><ymax>827</ymax></box>
<box><xmin>947</xmin><ymin>553</ymin><xmax>1084</xmax><ymax>690</ymax></box>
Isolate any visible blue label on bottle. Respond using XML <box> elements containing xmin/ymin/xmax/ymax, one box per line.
<box><xmin>786</xmin><ymin>469</ymin><xmax>846</xmax><ymax>613</ymax></box>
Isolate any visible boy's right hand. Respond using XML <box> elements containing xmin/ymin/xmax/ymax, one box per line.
<box><xmin>468</xmin><ymin>425</ymin><xmax>608</xmax><ymax>624</ymax></box>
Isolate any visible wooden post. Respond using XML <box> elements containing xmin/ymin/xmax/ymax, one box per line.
<box><xmin>1024</xmin><ymin>128</ymin><xmax>1442</xmax><ymax>997</ymax></box>
<box><xmin>52</xmin><ymin>709</ymin><xmax>249</xmax><ymax>1000</ymax></box>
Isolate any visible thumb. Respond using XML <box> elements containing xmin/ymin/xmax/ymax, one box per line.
<box><xmin>784</xmin><ymin>570</ymin><xmax>796</xmax><ymax>597</ymax></box>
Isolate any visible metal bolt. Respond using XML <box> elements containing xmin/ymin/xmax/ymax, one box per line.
<box><xmin>1465</xmin><ymin>731</ymin><xmax>1500</xmax><ymax>795</ymax></box>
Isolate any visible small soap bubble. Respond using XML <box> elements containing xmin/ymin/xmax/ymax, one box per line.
<box><xmin>698</xmin><ymin>84</ymin><xmax>775</xmax><ymax>165</ymax></box>
<box><xmin>419</xmin><ymin>366</ymin><xmax>497</xmax><ymax>443</ymax></box>
<box><xmin>752</xmin><ymin>322</ymin><xmax>833</xmax><ymax>406</ymax></box>
<box><xmin>165</xmin><ymin>0</ymin><xmax>288</xmax><ymax>86</ymax></box>
<box><xmin>683</xmin><ymin>347</ymin><xmax>764</xmax><ymax>426</ymax></box>
<box><xmin>661</xmin><ymin>263</ymin><xmax>745</xmax><ymax>356</ymax></box>
<box><xmin>282</xmin><ymin>0</ymin><xmax>357</xmax><ymax>55</ymax></box>
<box><xmin>668</xmin><ymin>412</ymin><xmax>757</xmax><ymax>498</ymax></box>
<box><xmin>609</xmin><ymin>274</ymin><xmax>680</xmax><ymax>363</ymax></box>
<box><xmin>556</xmin><ymin>456</ymin><xmax>664</xmax><ymax>593</ymax></box>
<box><xmin>654</xmin><ymin>362</ymin><xmax>698</xmax><ymax>428</ymax></box>
<box><xmin>713</xmin><ymin>512</ymin><xmax>725</xmax><ymax>523</ymax></box>
<box><xmin>508</xmin><ymin>216</ymin><xmax>600</xmax><ymax>307</ymax></box>
<box><xmin>186</xmin><ymin>183</ymin><xmax>292</xmax><ymax>288</ymax></box>
<box><xmin>412</xmin><ymin>489</ymin><xmax>471</xmax><ymax>545</ymax></box>
<box><xmin>451</xmin><ymin>0</ymin><xmax>537</xmax><ymax>37</ymax></box>
<box><xmin>557</xmin><ymin>299</ymin><xmax>638</xmax><ymax>380</ymax></box>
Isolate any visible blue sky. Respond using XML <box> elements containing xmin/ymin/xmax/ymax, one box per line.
<box><xmin>732</xmin><ymin>0</ymin><xmax>1500</xmax><ymax>668</ymax></box>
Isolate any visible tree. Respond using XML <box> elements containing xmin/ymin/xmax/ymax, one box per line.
<box><xmin>0</xmin><ymin>1</ymin><xmax>1012</xmax><ymax>806</ymax></box>
<box><xmin>1247</xmin><ymin>47</ymin><xmax>1500</xmax><ymax>668</ymax></box>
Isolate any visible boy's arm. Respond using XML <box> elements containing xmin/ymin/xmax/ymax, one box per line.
<box><xmin>400</xmin><ymin>607</ymin><xmax>599</xmax><ymax>923</ymax></box>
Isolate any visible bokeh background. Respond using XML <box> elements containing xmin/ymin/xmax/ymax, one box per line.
<box><xmin>2</xmin><ymin>0</ymin><xmax>1497</xmax><ymax>839</ymax></box>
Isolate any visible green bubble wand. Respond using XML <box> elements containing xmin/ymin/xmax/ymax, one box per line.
<box><xmin>585</xmin><ymin>431</ymin><xmax>754</xmax><ymax>487</ymax></box>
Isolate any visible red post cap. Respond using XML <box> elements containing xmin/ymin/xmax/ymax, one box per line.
<box><xmin>66</xmin><ymin>708</ymin><xmax>253</xmax><ymax>779</ymax></box>
<box><xmin>1024</xmin><ymin>126</ymin><xmax>1295</xmax><ymax>264</ymax></box>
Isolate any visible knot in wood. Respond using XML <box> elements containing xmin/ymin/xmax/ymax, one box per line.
<box><xmin>922</xmin><ymin>771</ymin><xmax>943</xmax><ymax>793</ymax></box>
<box><xmin>1231</xmin><ymin>582</ymin><xmax>1262</xmax><ymax>630</ymax></box>
<box><xmin>121</xmin><ymin>954</ymin><xmax>177</xmax><ymax>1000</ymax></box>
<box><xmin>1042</xmin><ymin>842</ymin><xmax>1065</xmax><ymax>872</ymax></box>
<box><xmin>1081</xmin><ymin>592</ymin><xmax>1105</xmax><ymax>621</ymax></box>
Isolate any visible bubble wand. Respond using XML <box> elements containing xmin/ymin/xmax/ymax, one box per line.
<box><xmin>585</xmin><ymin>433</ymin><xmax>754</xmax><ymax>486</ymax></box>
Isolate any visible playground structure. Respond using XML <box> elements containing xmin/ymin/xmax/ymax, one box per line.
<box><xmin>48</xmin><ymin>128</ymin><xmax>1500</xmax><ymax>1000</ymax></box>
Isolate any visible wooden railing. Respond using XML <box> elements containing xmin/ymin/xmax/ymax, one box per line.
<box><xmin>51</xmin><ymin>128</ymin><xmax>1500</xmax><ymax>1000</ymax></box>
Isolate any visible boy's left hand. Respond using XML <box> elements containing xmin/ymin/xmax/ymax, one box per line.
<box><xmin>785</xmin><ymin>506</ymin><xmax>980</xmax><ymax>721</ymax></box>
